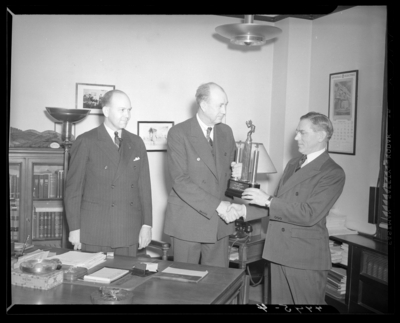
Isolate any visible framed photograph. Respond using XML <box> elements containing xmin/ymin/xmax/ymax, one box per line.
<box><xmin>328</xmin><ymin>70</ymin><xmax>358</xmax><ymax>155</ymax></box>
<box><xmin>137</xmin><ymin>121</ymin><xmax>174</xmax><ymax>152</ymax></box>
<box><xmin>75</xmin><ymin>83</ymin><xmax>115</xmax><ymax>115</ymax></box>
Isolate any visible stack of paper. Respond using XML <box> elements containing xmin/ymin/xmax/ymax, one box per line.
<box><xmin>329</xmin><ymin>241</ymin><xmax>343</xmax><ymax>264</ymax></box>
<box><xmin>326</xmin><ymin>209</ymin><xmax>358</xmax><ymax>236</ymax></box>
<box><xmin>83</xmin><ymin>267</ymin><xmax>129</xmax><ymax>284</ymax></box>
<box><xmin>153</xmin><ymin>267</ymin><xmax>208</xmax><ymax>283</ymax></box>
<box><xmin>340</xmin><ymin>243</ymin><xmax>349</xmax><ymax>266</ymax></box>
<box><xmin>47</xmin><ymin>251</ymin><xmax>106</xmax><ymax>269</ymax></box>
<box><xmin>326</xmin><ymin>267</ymin><xmax>347</xmax><ymax>300</ymax></box>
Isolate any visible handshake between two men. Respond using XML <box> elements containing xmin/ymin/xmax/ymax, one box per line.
<box><xmin>216</xmin><ymin>161</ymin><xmax>245</xmax><ymax>224</ymax></box>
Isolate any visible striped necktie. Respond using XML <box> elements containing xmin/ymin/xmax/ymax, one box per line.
<box><xmin>114</xmin><ymin>131</ymin><xmax>122</xmax><ymax>150</ymax></box>
<box><xmin>206</xmin><ymin>127</ymin><xmax>213</xmax><ymax>147</ymax></box>
<box><xmin>295</xmin><ymin>154</ymin><xmax>307</xmax><ymax>172</ymax></box>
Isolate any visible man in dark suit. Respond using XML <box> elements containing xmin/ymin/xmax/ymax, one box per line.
<box><xmin>65</xmin><ymin>90</ymin><xmax>152</xmax><ymax>256</ymax></box>
<box><xmin>164</xmin><ymin>82</ymin><xmax>243</xmax><ymax>268</ymax></box>
<box><xmin>236</xmin><ymin>112</ymin><xmax>345</xmax><ymax>304</ymax></box>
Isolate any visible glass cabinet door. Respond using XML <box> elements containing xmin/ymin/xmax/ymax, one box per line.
<box><xmin>9</xmin><ymin>164</ymin><xmax>21</xmax><ymax>241</ymax></box>
<box><xmin>31</xmin><ymin>163</ymin><xmax>64</xmax><ymax>243</ymax></box>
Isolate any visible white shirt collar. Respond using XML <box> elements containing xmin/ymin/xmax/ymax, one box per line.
<box><xmin>104</xmin><ymin>123</ymin><xmax>121</xmax><ymax>140</ymax></box>
<box><xmin>196</xmin><ymin>113</ymin><xmax>213</xmax><ymax>140</ymax></box>
<box><xmin>302</xmin><ymin>147</ymin><xmax>326</xmax><ymax>167</ymax></box>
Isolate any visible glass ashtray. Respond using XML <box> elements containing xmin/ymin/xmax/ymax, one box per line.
<box><xmin>19</xmin><ymin>258</ymin><xmax>62</xmax><ymax>275</ymax></box>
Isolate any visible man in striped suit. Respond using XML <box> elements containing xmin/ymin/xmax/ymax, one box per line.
<box><xmin>238</xmin><ymin>112</ymin><xmax>346</xmax><ymax>304</ymax></box>
<box><xmin>65</xmin><ymin>90</ymin><xmax>152</xmax><ymax>256</ymax></box>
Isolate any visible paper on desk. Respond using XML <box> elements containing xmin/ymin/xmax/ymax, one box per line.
<box><xmin>162</xmin><ymin>267</ymin><xmax>208</xmax><ymax>277</ymax></box>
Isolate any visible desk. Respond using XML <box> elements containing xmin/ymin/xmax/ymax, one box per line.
<box><xmin>11</xmin><ymin>248</ymin><xmax>246</xmax><ymax>305</ymax></box>
<box><xmin>229</xmin><ymin>234</ymin><xmax>269</xmax><ymax>304</ymax></box>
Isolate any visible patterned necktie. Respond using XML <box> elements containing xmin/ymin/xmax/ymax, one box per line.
<box><xmin>114</xmin><ymin>131</ymin><xmax>122</xmax><ymax>150</ymax></box>
<box><xmin>206</xmin><ymin>127</ymin><xmax>213</xmax><ymax>147</ymax></box>
<box><xmin>295</xmin><ymin>154</ymin><xmax>307</xmax><ymax>172</ymax></box>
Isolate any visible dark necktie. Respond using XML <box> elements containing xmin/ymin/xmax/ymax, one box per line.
<box><xmin>114</xmin><ymin>131</ymin><xmax>122</xmax><ymax>150</ymax></box>
<box><xmin>295</xmin><ymin>154</ymin><xmax>307</xmax><ymax>172</ymax></box>
<box><xmin>206</xmin><ymin>127</ymin><xmax>213</xmax><ymax>147</ymax></box>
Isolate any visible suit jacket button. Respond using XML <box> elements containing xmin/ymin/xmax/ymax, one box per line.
<box><xmin>197</xmin><ymin>158</ymin><xmax>200</xmax><ymax>161</ymax></box>
<box><xmin>112</xmin><ymin>204</ymin><xmax>115</xmax><ymax>207</ymax></box>
<box><xmin>295</xmin><ymin>192</ymin><xmax>299</xmax><ymax>196</ymax></box>
<box><xmin>130</xmin><ymin>202</ymin><xmax>133</xmax><ymax>206</ymax></box>
<box><xmin>131</xmin><ymin>184</ymin><xmax>134</xmax><ymax>188</ymax></box>
<box><xmin>281</xmin><ymin>228</ymin><xmax>285</xmax><ymax>232</ymax></box>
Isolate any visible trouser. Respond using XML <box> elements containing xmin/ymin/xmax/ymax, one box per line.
<box><xmin>270</xmin><ymin>262</ymin><xmax>329</xmax><ymax>304</ymax></box>
<box><xmin>171</xmin><ymin>236</ymin><xmax>229</xmax><ymax>268</ymax></box>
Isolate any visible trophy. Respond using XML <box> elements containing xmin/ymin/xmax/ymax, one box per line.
<box><xmin>226</xmin><ymin>120</ymin><xmax>276</xmax><ymax>199</ymax></box>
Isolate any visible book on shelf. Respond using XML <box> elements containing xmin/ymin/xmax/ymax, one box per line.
<box><xmin>10</xmin><ymin>199</ymin><xmax>19</xmax><ymax>241</ymax></box>
<box><xmin>33</xmin><ymin>171</ymin><xmax>63</xmax><ymax>199</ymax></box>
<box><xmin>153</xmin><ymin>266</ymin><xmax>208</xmax><ymax>283</ymax></box>
<box><xmin>83</xmin><ymin>267</ymin><xmax>130</xmax><ymax>284</ymax></box>
<box><xmin>325</xmin><ymin>284</ymin><xmax>346</xmax><ymax>299</ymax></box>
<box><xmin>327</xmin><ymin>277</ymin><xmax>346</xmax><ymax>290</ymax></box>
<box><xmin>33</xmin><ymin>200</ymin><xmax>64</xmax><ymax>240</ymax></box>
<box><xmin>56</xmin><ymin>170</ymin><xmax>64</xmax><ymax>198</ymax></box>
<box><xmin>9</xmin><ymin>174</ymin><xmax>19</xmax><ymax>199</ymax></box>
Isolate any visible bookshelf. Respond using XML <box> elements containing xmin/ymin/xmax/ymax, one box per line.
<box><xmin>8</xmin><ymin>148</ymin><xmax>66</xmax><ymax>248</ymax></box>
<box><xmin>326</xmin><ymin>234</ymin><xmax>389</xmax><ymax>313</ymax></box>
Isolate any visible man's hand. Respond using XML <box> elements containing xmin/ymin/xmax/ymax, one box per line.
<box><xmin>227</xmin><ymin>203</ymin><xmax>246</xmax><ymax>219</ymax></box>
<box><xmin>217</xmin><ymin>201</ymin><xmax>243</xmax><ymax>223</ymax></box>
<box><xmin>231</xmin><ymin>162</ymin><xmax>242</xmax><ymax>179</ymax></box>
<box><xmin>242</xmin><ymin>188</ymin><xmax>270</xmax><ymax>206</ymax></box>
<box><xmin>68</xmin><ymin>229</ymin><xmax>82</xmax><ymax>250</ymax></box>
<box><xmin>138</xmin><ymin>225</ymin><xmax>152</xmax><ymax>249</ymax></box>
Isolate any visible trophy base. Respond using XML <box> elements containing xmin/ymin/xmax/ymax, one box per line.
<box><xmin>225</xmin><ymin>178</ymin><xmax>260</xmax><ymax>199</ymax></box>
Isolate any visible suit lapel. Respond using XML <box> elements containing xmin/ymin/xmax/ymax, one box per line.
<box><xmin>277</xmin><ymin>152</ymin><xmax>330</xmax><ymax>197</ymax></box>
<box><xmin>188</xmin><ymin>117</ymin><xmax>218</xmax><ymax>180</ymax></box>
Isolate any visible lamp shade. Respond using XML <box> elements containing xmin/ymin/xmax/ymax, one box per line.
<box><xmin>215</xmin><ymin>15</ymin><xmax>282</xmax><ymax>46</ymax></box>
<box><xmin>237</xmin><ymin>141</ymin><xmax>276</xmax><ymax>174</ymax></box>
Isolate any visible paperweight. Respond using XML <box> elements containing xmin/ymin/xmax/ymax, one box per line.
<box><xmin>90</xmin><ymin>287</ymin><xmax>134</xmax><ymax>304</ymax></box>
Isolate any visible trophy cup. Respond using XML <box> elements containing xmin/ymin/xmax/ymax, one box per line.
<box><xmin>226</xmin><ymin>120</ymin><xmax>276</xmax><ymax>199</ymax></box>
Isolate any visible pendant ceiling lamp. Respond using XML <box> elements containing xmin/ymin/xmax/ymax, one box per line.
<box><xmin>215</xmin><ymin>15</ymin><xmax>282</xmax><ymax>46</ymax></box>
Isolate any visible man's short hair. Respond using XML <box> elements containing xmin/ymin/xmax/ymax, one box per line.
<box><xmin>301</xmin><ymin>112</ymin><xmax>334</xmax><ymax>140</ymax></box>
<box><xmin>100</xmin><ymin>90</ymin><xmax>126</xmax><ymax>108</ymax></box>
<box><xmin>195</xmin><ymin>82</ymin><xmax>224</xmax><ymax>106</ymax></box>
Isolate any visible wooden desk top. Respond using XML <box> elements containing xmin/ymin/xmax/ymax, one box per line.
<box><xmin>10</xmin><ymin>249</ymin><xmax>245</xmax><ymax>305</ymax></box>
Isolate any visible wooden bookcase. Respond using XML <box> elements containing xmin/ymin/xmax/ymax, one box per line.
<box><xmin>8</xmin><ymin>148</ymin><xmax>66</xmax><ymax>248</ymax></box>
<box><xmin>326</xmin><ymin>234</ymin><xmax>389</xmax><ymax>313</ymax></box>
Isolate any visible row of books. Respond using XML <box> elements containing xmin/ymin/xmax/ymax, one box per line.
<box><xmin>32</xmin><ymin>200</ymin><xmax>64</xmax><ymax>240</ymax></box>
<box><xmin>10</xmin><ymin>199</ymin><xmax>19</xmax><ymax>241</ymax></box>
<box><xmin>326</xmin><ymin>266</ymin><xmax>347</xmax><ymax>300</ymax></box>
<box><xmin>32</xmin><ymin>170</ymin><xmax>64</xmax><ymax>199</ymax></box>
<box><xmin>9</xmin><ymin>174</ymin><xmax>20</xmax><ymax>199</ymax></box>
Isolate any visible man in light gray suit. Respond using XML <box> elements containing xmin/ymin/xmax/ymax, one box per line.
<box><xmin>236</xmin><ymin>112</ymin><xmax>345</xmax><ymax>304</ymax></box>
<box><xmin>164</xmin><ymin>82</ymin><xmax>245</xmax><ymax>267</ymax></box>
<box><xmin>65</xmin><ymin>90</ymin><xmax>152</xmax><ymax>256</ymax></box>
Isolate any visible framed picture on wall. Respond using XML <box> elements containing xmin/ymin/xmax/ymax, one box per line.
<box><xmin>75</xmin><ymin>83</ymin><xmax>115</xmax><ymax>115</ymax></box>
<box><xmin>327</xmin><ymin>70</ymin><xmax>358</xmax><ymax>155</ymax></box>
<box><xmin>137</xmin><ymin>121</ymin><xmax>174</xmax><ymax>152</ymax></box>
